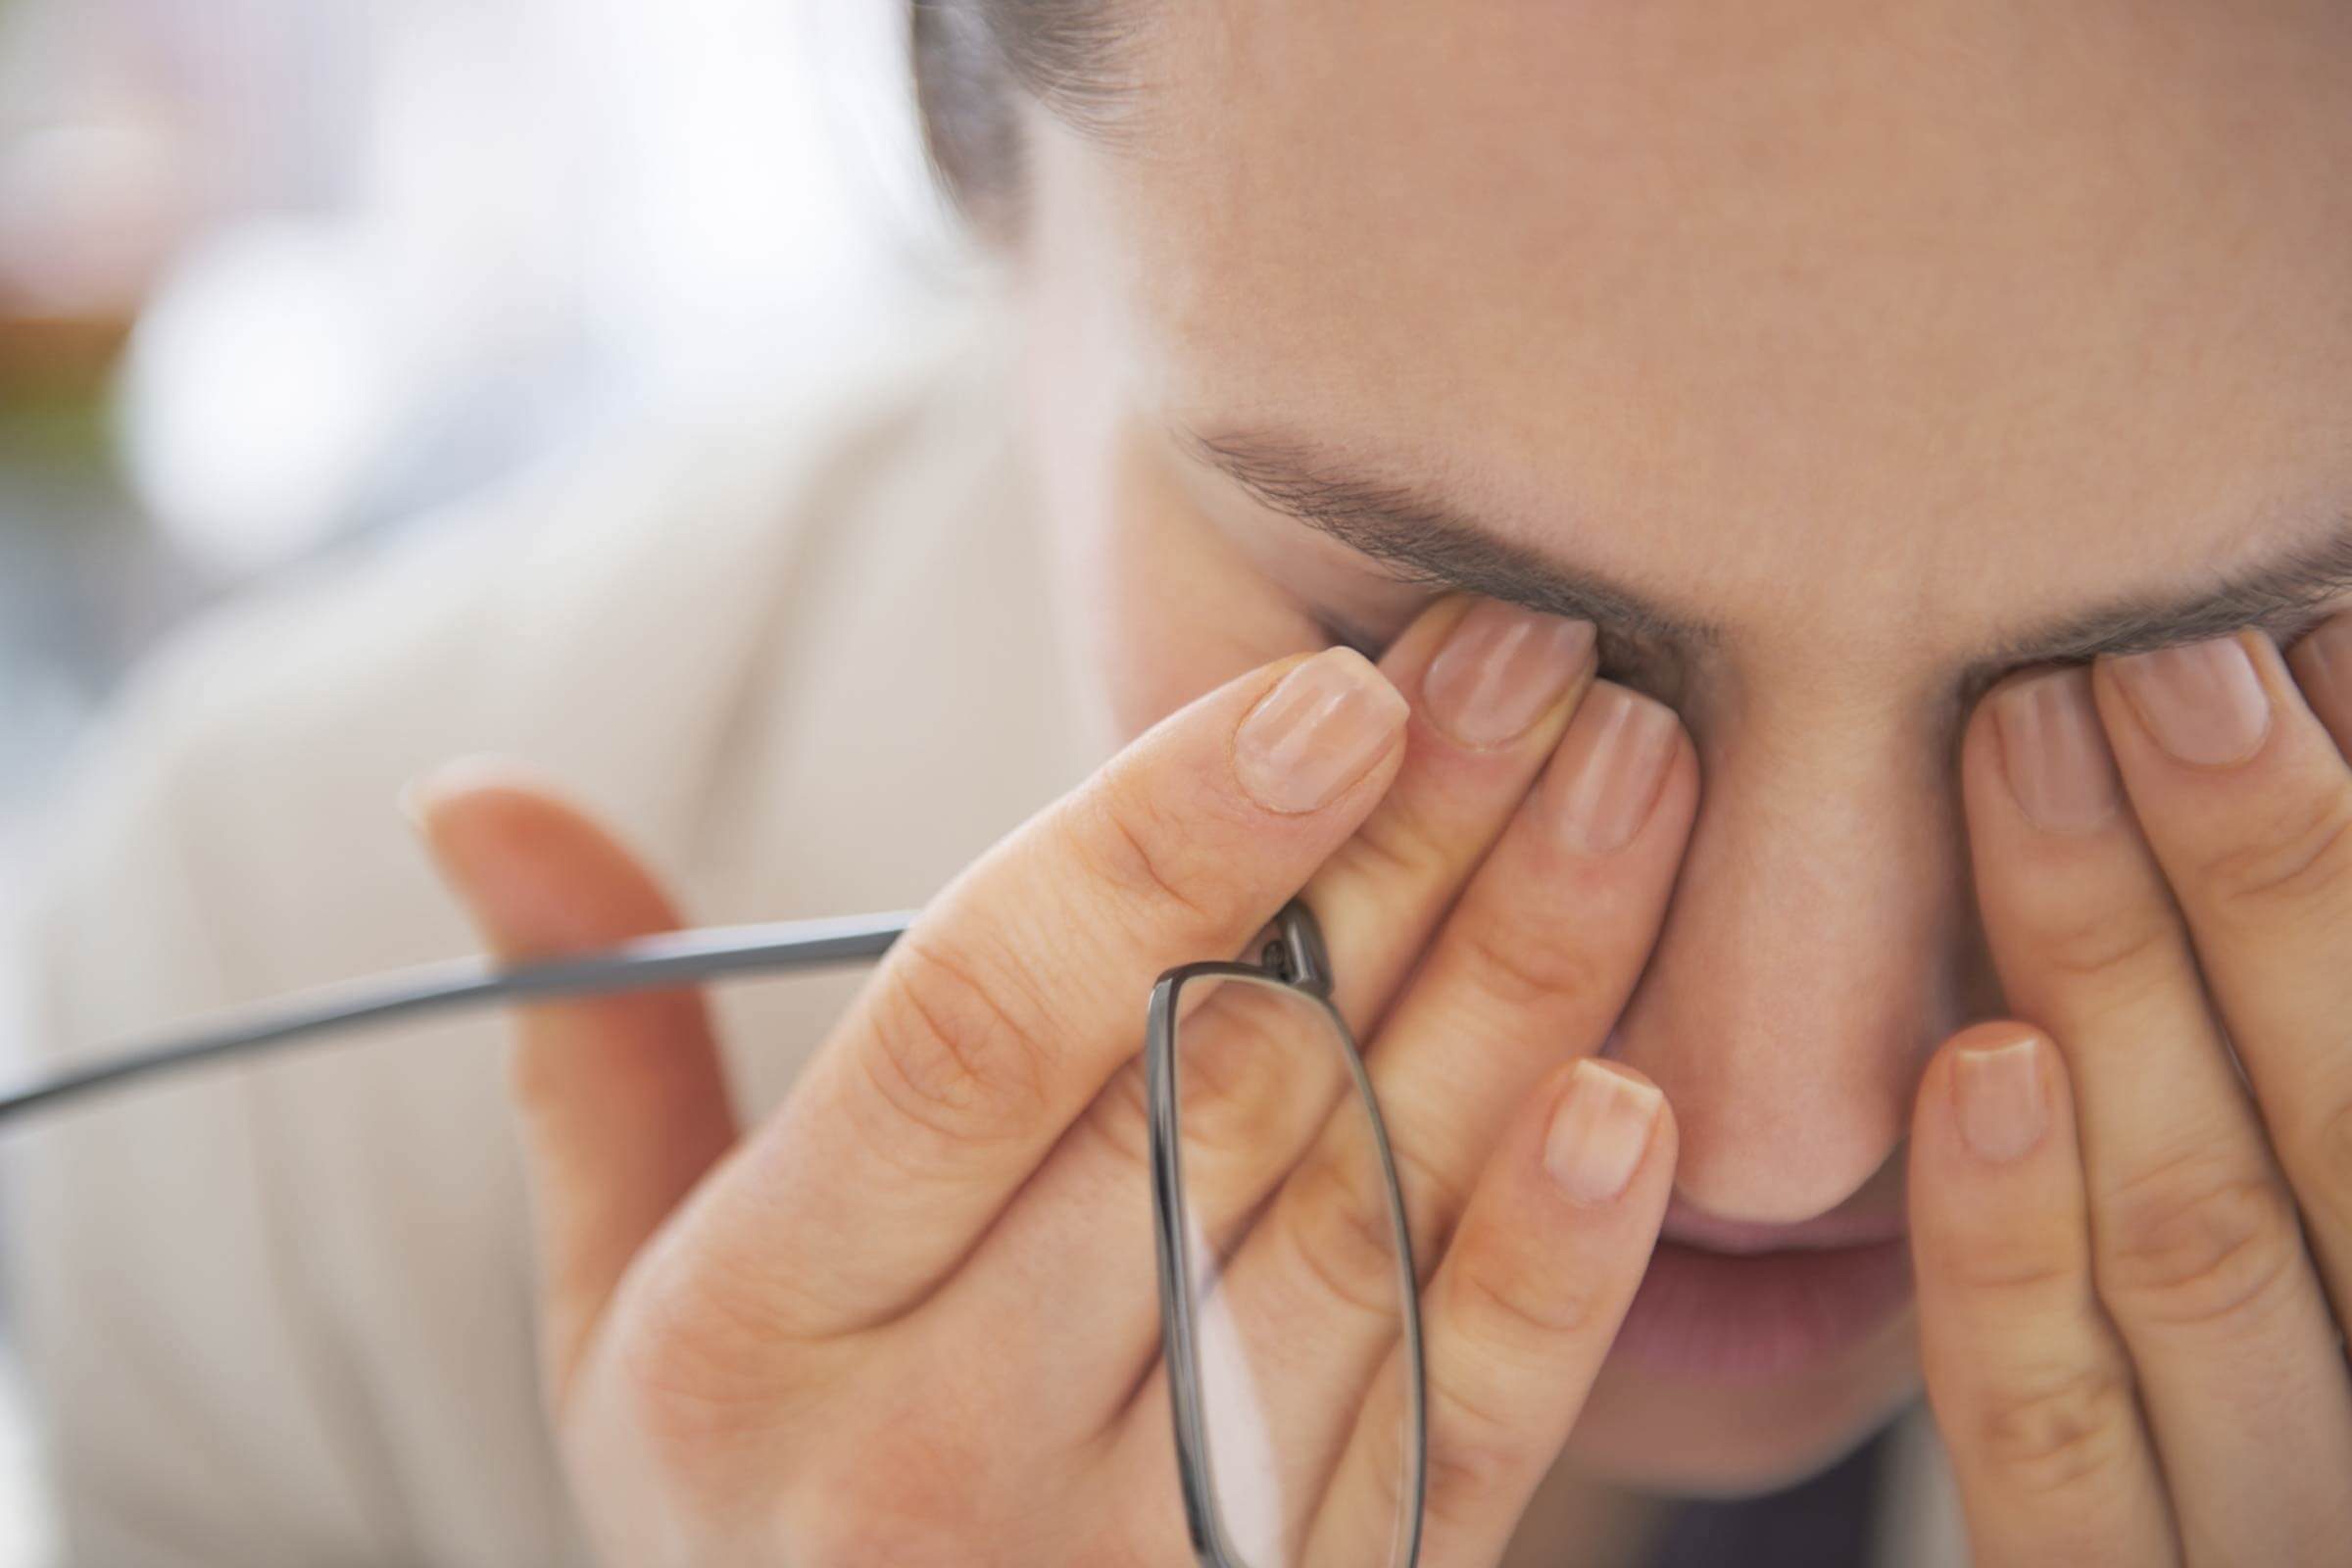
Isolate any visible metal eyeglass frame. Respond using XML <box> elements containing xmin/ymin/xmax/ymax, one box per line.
<box><xmin>1146</xmin><ymin>897</ymin><xmax>1428</xmax><ymax>1568</ymax></box>
<box><xmin>0</xmin><ymin>897</ymin><xmax>1427</xmax><ymax>1564</ymax></box>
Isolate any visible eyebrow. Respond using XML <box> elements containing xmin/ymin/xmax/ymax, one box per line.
<box><xmin>1181</xmin><ymin>425</ymin><xmax>2352</xmax><ymax>690</ymax></box>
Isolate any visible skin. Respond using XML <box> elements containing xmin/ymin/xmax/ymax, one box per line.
<box><xmin>400</xmin><ymin>2</ymin><xmax>2352</xmax><ymax>1563</ymax></box>
<box><xmin>1013</xmin><ymin>0</ymin><xmax>2352</xmax><ymax>1501</ymax></box>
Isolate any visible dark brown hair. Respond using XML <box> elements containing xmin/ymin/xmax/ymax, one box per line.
<box><xmin>909</xmin><ymin>1</ymin><xmax>1137</xmax><ymax>243</ymax></box>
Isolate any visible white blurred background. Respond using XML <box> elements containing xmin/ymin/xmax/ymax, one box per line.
<box><xmin>0</xmin><ymin>2</ymin><xmax>955</xmax><ymax>1557</ymax></box>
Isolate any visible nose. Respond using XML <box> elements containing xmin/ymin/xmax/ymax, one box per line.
<box><xmin>1603</xmin><ymin>707</ymin><xmax>1977</xmax><ymax>1226</ymax></box>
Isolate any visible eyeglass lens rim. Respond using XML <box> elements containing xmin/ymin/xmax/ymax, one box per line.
<box><xmin>1147</xmin><ymin>897</ymin><xmax>1428</xmax><ymax>1568</ymax></box>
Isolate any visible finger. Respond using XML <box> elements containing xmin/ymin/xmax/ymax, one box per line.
<box><xmin>1300</xmin><ymin>1059</ymin><xmax>1673</xmax><ymax>1568</ymax></box>
<box><xmin>1967</xmin><ymin>662</ymin><xmax>2352</xmax><ymax>1556</ymax></box>
<box><xmin>926</xmin><ymin>598</ymin><xmax>1601</xmax><ymax>1428</ymax></box>
<box><xmin>1124</xmin><ymin>677</ymin><xmax>1692</xmax><ymax>1491</ymax></box>
<box><xmin>2107</xmin><ymin>621</ymin><xmax>2352</xmax><ymax>1327</ymax></box>
<box><xmin>1354</xmin><ymin>678</ymin><xmax>1691</xmax><ymax>1272</ymax></box>
<box><xmin>1909</xmin><ymin>1022</ymin><xmax>2177</xmax><ymax>1568</ymax></box>
<box><xmin>409</xmin><ymin>760</ymin><xmax>737</xmax><ymax>1403</ymax></box>
<box><xmin>1308</xmin><ymin>596</ymin><xmax>1598</xmax><ymax>1036</ymax></box>
<box><xmin>2289</xmin><ymin>610</ymin><xmax>2352</xmax><ymax>761</ymax></box>
<box><xmin>688</xmin><ymin>647</ymin><xmax>1408</xmax><ymax>1341</ymax></box>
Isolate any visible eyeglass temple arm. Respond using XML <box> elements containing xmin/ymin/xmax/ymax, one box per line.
<box><xmin>0</xmin><ymin>909</ymin><xmax>919</xmax><ymax>1128</ymax></box>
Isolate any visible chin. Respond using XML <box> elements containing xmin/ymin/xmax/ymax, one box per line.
<box><xmin>1562</xmin><ymin>1303</ymin><xmax>1925</xmax><ymax>1499</ymax></box>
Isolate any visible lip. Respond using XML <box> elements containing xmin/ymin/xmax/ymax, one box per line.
<box><xmin>1608</xmin><ymin>1232</ymin><xmax>1917</xmax><ymax>1386</ymax></box>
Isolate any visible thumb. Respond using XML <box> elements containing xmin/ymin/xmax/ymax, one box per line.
<box><xmin>406</xmin><ymin>758</ymin><xmax>737</xmax><ymax>1405</ymax></box>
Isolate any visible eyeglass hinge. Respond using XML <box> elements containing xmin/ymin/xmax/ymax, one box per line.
<box><xmin>1266</xmin><ymin>898</ymin><xmax>1334</xmax><ymax>998</ymax></box>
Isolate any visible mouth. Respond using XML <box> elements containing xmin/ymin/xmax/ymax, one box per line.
<box><xmin>1608</xmin><ymin>1217</ymin><xmax>1917</xmax><ymax>1387</ymax></box>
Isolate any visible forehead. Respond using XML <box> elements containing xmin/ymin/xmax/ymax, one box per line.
<box><xmin>1052</xmin><ymin>0</ymin><xmax>2352</xmax><ymax>664</ymax></box>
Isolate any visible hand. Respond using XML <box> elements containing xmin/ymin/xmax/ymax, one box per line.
<box><xmin>1911</xmin><ymin>617</ymin><xmax>2352</xmax><ymax>1565</ymax></box>
<box><xmin>409</xmin><ymin>595</ymin><xmax>1697</xmax><ymax>1567</ymax></box>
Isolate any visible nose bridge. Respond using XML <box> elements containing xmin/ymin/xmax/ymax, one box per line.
<box><xmin>1606</xmin><ymin>700</ymin><xmax>1971</xmax><ymax>1223</ymax></box>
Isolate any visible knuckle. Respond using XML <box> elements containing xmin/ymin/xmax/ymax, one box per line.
<box><xmin>2028</xmin><ymin>900</ymin><xmax>2180</xmax><ymax>987</ymax></box>
<box><xmin>1342</xmin><ymin>788</ymin><xmax>1459</xmax><ymax>891</ymax></box>
<box><xmin>1389</xmin><ymin>1136</ymin><xmax>1473</xmax><ymax>1281</ymax></box>
<box><xmin>1280</xmin><ymin>1138</ymin><xmax>1415</xmax><ymax>1323</ymax></box>
<box><xmin>1968</xmin><ymin>1360</ymin><xmax>2141</xmax><ymax>1499</ymax></box>
<box><xmin>1446</xmin><ymin>1233</ymin><xmax>1609</xmax><ymax>1344</ymax></box>
<box><xmin>2096</xmin><ymin>1156</ymin><xmax>2304</xmax><ymax>1330</ymax></box>
<box><xmin>1077</xmin><ymin>991</ymin><xmax>1324</xmax><ymax>1178</ymax></box>
<box><xmin>1938</xmin><ymin>1225</ymin><xmax>2085</xmax><ymax>1301</ymax></box>
<box><xmin>1075</xmin><ymin>1060</ymin><xmax>1158</xmax><ymax>1173</ymax></box>
<box><xmin>2189</xmin><ymin>786</ymin><xmax>2352</xmax><ymax>920</ymax></box>
<box><xmin>862</xmin><ymin>932</ymin><xmax>1062</xmax><ymax>1154</ymax></box>
<box><xmin>1353</xmin><ymin>1368</ymin><xmax>1528</xmax><ymax>1545</ymax></box>
<box><xmin>1452</xmin><ymin>915</ymin><xmax>1608</xmax><ymax>1013</ymax></box>
<box><xmin>1160</xmin><ymin>989</ymin><xmax>1337</xmax><ymax>1163</ymax></box>
<box><xmin>1071</xmin><ymin>776</ymin><xmax>1220</xmax><ymax>929</ymax></box>
<box><xmin>606</xmin><ymin>1259</ymin><xmax>803</xmax><ymax>1468</ymax></box>
<box><xmin>1418</xmin><ymin>1422</ymin><xmax>1520</xmax><ymax>1539</ymax></box>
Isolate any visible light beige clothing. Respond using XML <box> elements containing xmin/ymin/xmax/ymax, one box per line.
<box><xmin>5</xmin><ymin>289</ymin><xmax>1969</xmax><ymax>1567</ymax></box>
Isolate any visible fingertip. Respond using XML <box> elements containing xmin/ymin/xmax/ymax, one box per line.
<box><xmin>1542</xmin><ymin>1056</ymin><xmax>1674</xmax><ymax>1209</ymax></box>
<box><xmin>1919</xmin><ymin>1020</ymin><xmax>2067</xmax><ymax>1173</ymax></box>
<box><xmin>1232</xmin><ymin>646</ymin><xmax>1410</xmax><ymax>816</ymax></box>
<box><xmin>401</xmin><ymin>753</ymin><xmax>568</xmax><ymax>839</ymax></box>
<box><xmin>403</xmin><ymin>761</ymin><xmax>682</xmax><ymax>959</ymax></box>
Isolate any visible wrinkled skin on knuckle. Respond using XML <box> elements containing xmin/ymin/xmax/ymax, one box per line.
<box><xmin>1968</xmin><ymin>1359</ymin><xmax>2141</xmax><ymax>1500</ymax></box>
<box><xmin>1418</xmin><ymin>1381</ymin><xmax>1537</xmax><ymax>1550</ymax></box>
<box><xmin>1342</xmin><ymin>786</ymin><xmax>1459</xmax><ymax>892</ymax></box>
<box><xmin>1078</xmin><ymin>1059</ymin><xmax>1161</xmax><ymax>1173</ymax></box>
<box><xmin>599</xmin><ymin>1249</ymin><xmax>808</xmax><ymax>1475</ymax></box>
<box><xmin>2095</xmin><ymin>1157</ymin><xmax>2304</xmax><ymax>1330</ymax></box>
<box><xmin>2021</xmin><ymin>893</ymin><xmax>2180</xmax><ymax>988</ymax></box>
<box><xmin>1390</xmin><ymin>1139</ymin><xmax>1476</xmax><ymax>1280</ymax></box>
<box><xmin>1084</xmin><ymin>986</ymin><xmax>1335</xmax><ymax>1177</ymax></box>
<box><xmin>1071</xmin><ymin>770</ymin><xmax>1232</xmax><ymax>932</ymax></box>
<box><xmin>1281</xmin><ymin>1138</ymin><xmax>1414</xmax><ymax>1323</ymax></box>
<box><xmin>1447</xmin><ymin>1230</ymin><xmax>1608</xmax><ymax>1344</ymax></box>
<box><xmin>864</xmin><ymin>931</ymin><xmax>1064</xmax><ymax>1153</ymax></box>
<box><xmin>2191</xmin><ymin>787</ymin><xmax>2352</xmax><ymax>926</ymax></box>
<box><xmin>1453</xmin><ymin>910</ymin><xmax>1611</xmax><ymax>1013</ymax></box>
<box><xmin>1167</xmin><ymin>1022</ymin><xmax>1325</xmax><ymax>1170</ymax></box>
<box><xmin>1936</xmin><ymin>1219</ymin><xmax>2084</xmax><ymax>1300</ymax></box>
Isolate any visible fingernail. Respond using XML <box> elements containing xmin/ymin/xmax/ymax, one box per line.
<box><xmin>1234</xmin><ymin>648</ymin><xmax>1409</xmax><ymax>813</ymax></box>
<box><xmin>2111</xmin><ymin>634</ymin><xmax>2273</xmax><ymax>766</ymax></box>
<box><xmin>1953</xmin><ymin>1034</ymin><xmax>2049</xmax><ymax>1165</ymax></box>
<box><xmin>1421</xmin><ymin>601</ymin><xmax>1594</xmax><ymax>748</ymax></box>
<box><xmin>1544</xmin><ymin>1059</ymin><xmax>1662</xmax><ymax>1204</ymax></box>
<box><xmin>1546</xmin><ymin>684</ymin><xmax>1680</xmax><ymax>855</ymax></box>
<box><xmin>1992</xmin><ymin>667</ymin><xmax>2121</xmax><ymax>833</ymax></box>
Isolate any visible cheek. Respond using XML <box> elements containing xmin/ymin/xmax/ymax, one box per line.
<box><xmin>1036</xmin><ymin>415</ymin><xmax>1335</xmax><ymax>746</ymax></box>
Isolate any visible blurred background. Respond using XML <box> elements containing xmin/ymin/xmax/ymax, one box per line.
<box><xmin>0</xmin><ymin>0</ymin><xmax>952</xmax><ymax>1555</ymax></box>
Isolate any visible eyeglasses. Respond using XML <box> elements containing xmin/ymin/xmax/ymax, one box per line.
<box><xmin>0</xmin><ymin>897</ymin><xmax>1427</xmax><ymax>1566</ymax></box>
<box><xmin>1149</xmin><ymin>898</ymin><xmax>1427</xmax><ymax>1568</ymax></box>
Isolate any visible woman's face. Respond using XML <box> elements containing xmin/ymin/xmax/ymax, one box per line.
<box><xmin>1013</xmin><ymin>1</ymin><xmax>2352</xmax><ymax>1494</ymax></box>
